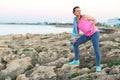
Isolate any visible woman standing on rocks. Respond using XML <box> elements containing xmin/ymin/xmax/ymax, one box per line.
<box><xmin>69</xmin><ymin>6</ymin><xmax>101</xmax><ymax>72</ymax></box>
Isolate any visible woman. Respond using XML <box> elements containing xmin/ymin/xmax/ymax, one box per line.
<box><xmin>69</xmin><ymin>6</ymin><xmax>101</xmax><ymax>72</ymax></box>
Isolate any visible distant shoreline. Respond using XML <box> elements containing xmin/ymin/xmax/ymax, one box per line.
<box><xmin>0</xmin><ymin>23</ymin><xmax>120</xmax><ymax>29</ymax></box>
<box><xmin>0</xmin><ymin>23</ymin><xmax>73</xmax><ymax>28</ymax></box>
<box><xmin>0</xmin><ymin>23</ymin><xmax>44</xmax><ymax>25</ymax></box>
<box><xmin>56</xmin><ymin>24</ymin><xmax>72</xmax><ymax>28</ymax></box>
<box><xmin>0</xmin><ymin>22</ymin><xmax>73</xmax><ymax>26</ymax></box>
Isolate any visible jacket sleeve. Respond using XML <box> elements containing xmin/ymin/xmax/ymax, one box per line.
<box><xmin>72</xmin><ymin>17</ymin><xmax>78</xmax><ymax>38</ymax></box>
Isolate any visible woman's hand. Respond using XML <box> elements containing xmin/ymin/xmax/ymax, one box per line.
<box><xmin>89</xmin><ymin>21</ymin><xmax>95</xmax><ymax>33</ymax></box>
<box><xmin>89</xmin><ymin>29</ymin><xmax>92</xmax><ymax>33</ymax></box>
<box><xmin>71</xmin><ymin>38</ymin><xmax>77</xmax><ymax>43</ymax></box>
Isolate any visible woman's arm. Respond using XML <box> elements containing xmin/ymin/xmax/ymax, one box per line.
<box><xmin>83</xmin><ymin>15</ymin><xmax>96</xmax><ymax>25</ymax></box>
<box><xmin>83</xmin><ymin>15</ymin><xmax>96</xmax><ymax>32</ymax></box>
<box><xmin>71</xmin><ymin>29</ymin><xmax>79</xmax><ymax>43</ymax></box>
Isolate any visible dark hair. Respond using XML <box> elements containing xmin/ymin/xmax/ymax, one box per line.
<box><xmin>73</xmin><ymin>6</ymin><xmax>80</xmax><ymax>13</ymax></box>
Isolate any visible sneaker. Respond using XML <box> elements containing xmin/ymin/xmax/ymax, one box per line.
<box><xmin>96</xmin><ymin>66</ymin><xmax>101</xmax><ymax>72</ymax></box>
<box><xmin>69</xmin><ymin>60</ymin><xmax>80</xmax><ymax>65</ymax></box>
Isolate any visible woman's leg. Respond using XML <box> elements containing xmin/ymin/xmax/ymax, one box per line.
<box><xmin>91</xmin><ymin>31</ymin><xmax>101</xmax><ymax>66</ymax></box>
<box><xmin>74</xmin><ymin>35</ymin><xmax>90</xmax><ymax>60</ymax></box>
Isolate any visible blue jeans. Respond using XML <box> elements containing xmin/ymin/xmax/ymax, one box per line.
<box><xmin>73</xmin><ymin>31</ymin><xmax>101</xmax><ymax>66</ymax></box>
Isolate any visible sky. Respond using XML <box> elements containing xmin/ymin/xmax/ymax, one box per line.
<box><xmin>0</xmin><ymin>0</ymin><xmax>120</xmax><ymax>23</ymax></box>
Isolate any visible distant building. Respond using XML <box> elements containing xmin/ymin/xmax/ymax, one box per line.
<box><xmin>107</xmin><ymin>18</ymin><xmax>120</xmax><ymax>27</ymax></box>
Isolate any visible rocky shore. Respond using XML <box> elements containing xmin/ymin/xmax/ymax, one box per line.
<box><xmin>0</xmin><ymin>27</ymin><xmax>120</xmax><ymax>80</ymax></box>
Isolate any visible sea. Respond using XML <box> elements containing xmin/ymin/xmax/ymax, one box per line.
<box><xmin>0</xmin><ymin>24</ymin><xmax>72</xmax><ymax>35</ymax></box>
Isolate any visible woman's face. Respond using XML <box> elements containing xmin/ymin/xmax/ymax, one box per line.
<box><xmin>73</xmin><ymin>8</ymin><xmax>81</xmax><ymax>17</ymax></box>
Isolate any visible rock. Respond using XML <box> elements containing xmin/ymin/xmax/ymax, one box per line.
<box><xmin>56</xmin><ymin>68</ymin><xmax>71</xmax><ymax>80</ymax></box>
<box><xmin>68</xmin><ymin>53</ymin><xmax>74</xmax><ymax>61</ymax></box>
<box><xmin>23</xmin><ymin>39</ymin><xmax>43</xmax><ymax>49</ymax></box>
<box><xmin>12</xmin><ymin>34</ymin><xmax>24</xmax><ymax>40</ymax></box>
<box><xmin>30</xmin><ymin>66</ymin><xmax>56</xmax><ymax>80</ymax></box>
<box><xmin>34</xmin><ymin>45</ymin><xmax>48</xmax><ymax>53</ymax></box>
<box><xmin>0</xmin><ymin>63</ymin><xmax>2</xmax><ymax>69</ymax></box>
<box><xmin>46</xmin><ymin>57</ymin><xmax>69</xmax><ymax>68</ymax></box>
<box><xmin>39</xmin><ymin>35</ymin><xmax>51</xmax><ymax>39</ymax></box>
<box><xmin>16</xmin><ymin>74</ymin><xmax>29</xmax><ymax>80</ymax></box>
<box><xmin>0</xmin><ymin>42</ymin><xmax>9</xmax><ymax>48</ymax></box>
<box><xmin>79</xmin><ymin>68</ymin><xmax>90</xmax><ymax>74</ymax></box>
<box><xmin>0</xmin><ymin>28</ymin><xmax>120</xmax><ymax>80</ymax></box>
<box><xmin>70</xmin><ymin>65</ymin><xmax>81</xmax><ymax>73</ymax></box>
<box><xmin>0</xmin><ymin>34</ymin><xmax>13</xmax><ymax>41</ymax></box>
<box><xmin>61</xmin><ymin>64</ymin><xmax>71</xmax><ymax>71</ymax></box>
<box><xmin>18</xmin><ymin>48</ymin><xmax>38</xmax><ymax>65</ymax></box>
<box><xmin>58</xmin><ymin>64</ymin><xmax>80</xmax><ymax>80</ymax></box>
<box><xmin>114</xmin><ymin>38</ymin><xmax>120</xmax><ymax>42</ymax></box>
<box><xmin>0</xmin><ymin>48</ymin><xmax>12</xmax><ymax>56</ymax></box>
<box><xmin>109</xmin><ymin>66</ymin><xmax>120</xmax><ymax>74</ymax></box>
<box><xmin>2</xmin><ymin>53</ymin><xmax>18</xmax><ymax>62</ymax></box>
<box><xmin>100</xmin><ymin>41</ymin><xmax>119</xmax><ymax>54</ymax></box>
<box><xmin>0</xmin><ymin>48</ymin><xmax>13</xmax><ymax>62</ymax></box>
<box><xmin>102</xmin><ymin>67</ymin><xmax>111</xmax><ymax>74</ymax></box>
<box><xmin>106</xmin><ymin>49</ymin><xmax>120</xmax><ymax>58</ymax></box>
<box><xmin>0</xmin><ymin>57</ymin><xmax>32</xmax><ymax>79</ymax></box>
<box><xmin>5</xmin><ymin>76</ymin><xmax>12</xmax><ymax>80</ymax></box>
<box><xmin>96</xmin><ymin>74</ymin><xmax>120</xmax><ymax>80</ymax></box>
<box><xmin>100</xmin><ymin>32</ymin><xmax>120</xmax><ymax>41</ymax></box>
<box><xmin>0</xmin><ymin>62</ymin><xmax>6</xmax><ymax>71</ymax></box>
<box><xmin>38</xmin><ymin>52</ymin><xmax>58</xmax><ymax>64</ymax></box>
<box><xmin>55</xmin><ymin>48</ymin><xmax>71</xmax><ymax>58</ymax></box>
<box><xmin>8</xmin><ymin>43</ymin><xmax>21</xmax><ymax>49</ymax></box>
<box><xmin>71</xmin><ymin>71</ymin><xmax>107</xmax><ymax>80</ymax></box>
<box><xmin>25</xmin><ymin>33</ymin><xmax>34</xmax><ymax>39</ymax></box>
<box><xmin>19</xmin><ymin>48</ymin><xmax>38</xmax><ymax>57</ymax></box>
<box><xmin>6</xmin><ymin>57</ymin><xmax>32</xmax><ymax>73</ymax></box>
